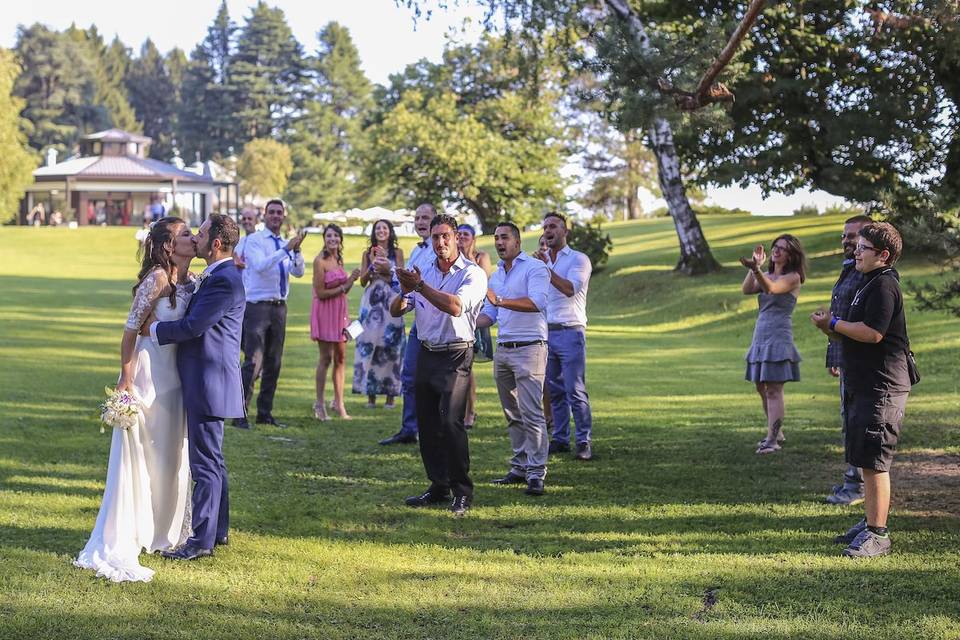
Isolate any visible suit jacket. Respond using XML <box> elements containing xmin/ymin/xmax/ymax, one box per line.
<box><xmin>156</xmin><ymin>260</ymin><xmax>246</xmax><ymax>419</ymax></box>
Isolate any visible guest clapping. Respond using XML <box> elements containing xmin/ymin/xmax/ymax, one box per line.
<box><xmin>353</xmin><ymin>219</ymin><xmax>406</xmax><ymax>408</ymax></box>
<box><xmin>311</xmin><ymin>224</ymin><xmax>361</xmax><ymax>421</ymax></box>
<box><xmin>740</xmin><ymin>235</ymin><xmax>806</xmax><ymax>454</ymax></box>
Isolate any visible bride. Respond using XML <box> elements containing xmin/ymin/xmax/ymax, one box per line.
<box><xmin>75</xmin><ymin>216</ymin><xmax>196</xmax><ymax>582</ymax></box>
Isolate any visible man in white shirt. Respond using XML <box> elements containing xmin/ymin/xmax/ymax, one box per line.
<box><xmin>534</xmin><ymin>211</ymin><xmax>594</xmax><ymax>460</ymax></box>
<box><xmin>390</xmin><ymin>214</ymin><xmax>487</xmax><ymax>515</ymax></box>
<box><xmin>477</xmin><ymin>222</ymin><xmax>551</xmax><ymax>495</ymax></box>
<box><xmin>378</xmin><ymin>203</ymin><xmax>436</xmax><ymax>446</ymax></box>
<box><xmin>233</xmin><ymin>209</ymin><xmax>259</xmax><ymax>272</ymax></box>
<box><xmin>234</xmin><ymin>199</ymin><xmax>305</xmax><ymax>429</ymax></box>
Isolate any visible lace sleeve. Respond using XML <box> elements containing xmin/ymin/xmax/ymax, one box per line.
<box><xmin>125</xmin><ymin>269</ymin><xmax>167</xmax><ymax>331</ymax></box>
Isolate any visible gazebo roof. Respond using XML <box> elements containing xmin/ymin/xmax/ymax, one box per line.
<box><xmin>81</xmin><ymin>128</ymin><xmax>153</xmax><ymax>144</ymax></box>
<box><xmin>34</xmin><ymin>155</ymin><xmax>216</xmax><ymax>183</ymax></box>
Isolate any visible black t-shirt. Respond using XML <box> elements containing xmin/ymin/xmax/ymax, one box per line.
<box><xmin>841</xmin><ymin>268</ymin><xmax>911</xmax><ymax>393</ymax></box>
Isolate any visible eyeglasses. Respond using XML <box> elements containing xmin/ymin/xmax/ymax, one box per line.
<box><xmin>771</xmin><ymin>244</ymin><xmax>789</xmax><ymax>253</ymax></box>
<box><xmin>854</xmin><ymin>244</ymin><xmax>878</xmax><ymax>254</ymax></box>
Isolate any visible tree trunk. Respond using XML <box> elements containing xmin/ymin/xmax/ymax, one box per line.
<box><xmin>605</xmin><ymin>0</ymin><xmax>721</xmax><ymax>274</ymax></box>
<box><xmin>625</xmin><ymin>148</ymin><xmax>641</xmax><ymax>220</ymax></box>
<box><xmin>648</xmin><ymin>118</ymin><xmax>721</xmax><ymax>275</ymax></box>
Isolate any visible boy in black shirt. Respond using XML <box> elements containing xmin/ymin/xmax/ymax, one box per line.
<box><xmin>811</xmin><ymin>222</ymin><xmax>912</xmax><ymax>558</ymax></box>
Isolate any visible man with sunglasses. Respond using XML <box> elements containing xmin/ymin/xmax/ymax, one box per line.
<box><xmin>823</xmin><ymin>215</ymin><xmax>873</xmax><ymax>505</ymax></box>
<box><xmin>811</xmin><ymin>222</ymin><xmax>913</xmax><ymax>558</ymax></box>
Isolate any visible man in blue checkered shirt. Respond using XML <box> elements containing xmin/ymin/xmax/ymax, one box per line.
<box><xmin>824</xmin><ymin>215</ymin><xmax>873</xmax><ymax>505</ymax></box>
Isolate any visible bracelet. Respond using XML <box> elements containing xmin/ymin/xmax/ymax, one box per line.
<box><xmin>829</xmin><ymin>316</ymin><xmax>839</xmax><ymax>331</ymax></box>
<box><xmin>414</xmin><ymin>280</ymin><xmax>424</xmax><ymax>293</ymax></box>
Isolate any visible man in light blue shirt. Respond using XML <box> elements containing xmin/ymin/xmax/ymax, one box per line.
<box><xmin>234</xmin><ymin>199</ymin><xmax>305</xmax><ymax>429</ymax></box>
<box><xmin>390</xmin><ymin>214</ymin><xmax>487</xmax><ymax>515</ymax></box>
<box><xmin>477</xmin><ymin>222</ymin><xmax>551</xmax><ymax>496</ymax></box>
<box><xmin>378</xmin><ymin>203</ymin><xmax>436</xmax><ymax>446</ymax></box>
<box><xmin>534</xmin><ymin>211</ymin><xmax>594</xmax><ymax>460</ymax></box>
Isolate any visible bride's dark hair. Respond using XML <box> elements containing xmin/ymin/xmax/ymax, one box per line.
<box><xmin>134</xmin><ymin>216</ymin><xmax>186</xmax><ymax>307</ymax></box>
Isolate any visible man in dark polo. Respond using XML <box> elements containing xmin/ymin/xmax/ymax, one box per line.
<box><xmin>824</xmin><ymin>214</ymin><xmax>872</xmax><ymax>505</ymax></box>
<box><xmin>390</xmin><ymin>214</ymin><xmax>488</xmax><ymax>516</ymax></box>
<box><xmin>811</xmin><ymin>222</ymin><xmax>913</xmax><ymax>558</ymax></box>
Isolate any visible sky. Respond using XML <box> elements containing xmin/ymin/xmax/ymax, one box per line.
<box><xmin>1</xmin><ymin>0</ymin><xmax>847</xmax><ymax>215</ymax></box>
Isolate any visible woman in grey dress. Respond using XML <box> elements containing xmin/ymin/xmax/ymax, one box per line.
<box><xmin>741</xmin><ymin>234</ymin><xmax>806</xmax><ymax>454</ymax></box>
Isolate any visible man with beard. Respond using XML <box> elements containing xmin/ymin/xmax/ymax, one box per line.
<box><xmin>477</xmin><ymin>222</ymin><xmax>550</xmax><ymax>496</ymax></box>
<box><xmin>824</xmin><ymin>215</ymin><xmax>873</xmax><ymax>505</ymax></box>
<box><xmin>534</xmin><ymin>212</ymin><xmax>594</xmax><ymax>461</ymax></box>
<box><xmin>391</xmin><ymin>214</ymin><xmax>487</xmax><ymax>515</ymax></box>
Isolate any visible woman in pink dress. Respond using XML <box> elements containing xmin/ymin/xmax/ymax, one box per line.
<box><xmin>311</xmin><ymin>224</ymin><xmax>361</xmax><ymax>421</ymax></box>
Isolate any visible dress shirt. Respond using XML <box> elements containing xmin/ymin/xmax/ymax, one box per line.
<box><xmin>240</xmin><ymin>228</ymin><xmax>305</xmax><ymax>302</ymax></box>
<box><xmin>407</xmin><ymin>253</ymin><xmax>487</xmax><ymax>346</ymax></box>
<box><xmin>544</xmin><ymin>245</ymin><xmax>592</xmax><ymax>326</ymax></box>
<box><xmin>480</xmin><ymin>251</ymin><xmax>549</xmax><ymax>342</ymax></box>
<box><xmin>149</xmin><ymin>257</ymin><xmax>232</xmax><ymax>346</ymax></box>
<box><xmin>403</xmin><ymin>240</ymin><xmax>436</xmax><ymax>329</ymax></box>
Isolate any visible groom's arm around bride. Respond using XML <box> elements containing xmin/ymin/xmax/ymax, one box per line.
<box><xmin>149</xmin><ymin>214</ymin><xmax>246</xmax><ymax>559</ymax></box>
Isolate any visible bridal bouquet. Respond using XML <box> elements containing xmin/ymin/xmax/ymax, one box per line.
<box><xmin>99</xmin><ymin>387</ymin><xmax>142</xmax><ymax>433</ymax></box>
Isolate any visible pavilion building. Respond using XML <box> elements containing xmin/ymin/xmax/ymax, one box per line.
<box><xmin>19</xmin><ymin>129</ymin><xmax>239</xmax><ymax>227</ymax></box>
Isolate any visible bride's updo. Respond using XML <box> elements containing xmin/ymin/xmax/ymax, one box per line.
<box><xmin>134</xmin><ymin>216</ymin><xmax>186</xmax><ymax>306</ymax></box>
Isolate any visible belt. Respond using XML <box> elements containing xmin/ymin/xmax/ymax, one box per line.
<box><xmin>250</xmin><ymin>299</ymin><xmax>286</xmax><ymax>306</ymax></box>
<box><xmin>548</xmin><ymin>323</ymin><xmax>583</xmax><ymax>330</ymax></box>
<box><xmin>498</xmin><ymin>340</ymin><xmax>546</xmax><ymax>349</ymax></box>
<box><xmin>421</xmin><ymin>340</ymin><xmax>473</xmax><ymax>352</ymax></box>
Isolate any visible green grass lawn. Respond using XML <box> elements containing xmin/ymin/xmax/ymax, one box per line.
<box><xmin>1</xmin><ymin>214</ymin><xmax>958</xmax><ymax>639</ymax></box>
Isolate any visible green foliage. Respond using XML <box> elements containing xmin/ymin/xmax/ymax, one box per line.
<box><xmin>366</xmin><ymin>36</ymin><xmax>567</xmax><ymax>230</ymax></box>
<box><xmin>13</xmin><ymin>23</ymin><xmax>110</xmax><ymax>154</ymax></box>
<box><xmin>125</xmin><ymin>40</ymin><xmax>177</xmax><ymax>160</ymax></box>
<box><xmin>238</xmin><ymin>138</ymin><xmax>293</xmax><ymax>201</ymax></box>
<box><xmin>230</xmin><ymin>1</ymin><xmax>305</xmax><ymax>140</ymax></box>
<box><xmin>0</xmin><ymin>49</ymin><xmax>36</xmax><ymax>222</ymax></box>
<box><xmin>286</xmin><ymin>22</ymin><xmax>373</xmax><ymax>215</ymax></box>
<box><xmin>652</xmin><ymin>203</ymin><xmax>751</xmax><ymax>218</ymax></box>
<box><xmin>567</xmin><ymin>220</ymin><xmax>612</xmax><ymax>271</ymax></box>
<box><xmin>793</xmin><ymin>204</ymin><xmax>820</xmax><ymax>217</ymax></box>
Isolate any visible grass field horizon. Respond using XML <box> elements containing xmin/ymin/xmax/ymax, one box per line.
<box><xmin>1</xmin><ymin>214</ymin><xmax>958</xmax><ymax>639</ymax></box>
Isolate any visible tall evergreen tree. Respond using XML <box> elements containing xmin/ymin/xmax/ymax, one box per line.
<box><xmin>179</xmin><ymin>2</ymin><xmax>238</xmax><ymax>161</ymax></box>
<box><xmin>65</xmin><ymin>25</ymin><xmax>140</xmax><ymax>133</ymax></box>
<box><xmin>126</xmin><ymin>40</ymin><xmax>177</xmax><ymax>160</ymax></box>
<box><xmin>13</xmin><ymin>23</ymin><xmax>107</xmax><ymax>154</ymax></box>
<box><xmin>286</xmin><ymin>22</ymin><xmax>373</xmax><ymax>214</ymax></box>
<box><xmin>0</xmin><ymin>49</ymin><xmax>37</xmax><ymax>222</ymax></box>
<box><xmin>230</xmin><ymin>1</ymin><xmax>305</xmax><ymax>140</ymax></box>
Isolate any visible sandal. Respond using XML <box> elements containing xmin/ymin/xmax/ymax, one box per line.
<box><xmin>330</xmin><ymin>401</ymin><xmax>351</xmax><ymax>420</ymax></box>
<box><xmin>756</xmin><ymin>431</ymin><xmax>785</xmax><ymax>448</ymax></box>
<box><xmin>314</xmin><ymin>401</ymin><xmax>328</xmax><ymax>422</ymax></box>
<box><xmin>756</xmin><ymin>440</ymin><xmax>781</xmax><ymax>455</ymax></box>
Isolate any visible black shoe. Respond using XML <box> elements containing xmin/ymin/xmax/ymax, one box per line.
<box><xmin>449</xmin><ymin>495</ymin><xmax>471</xmax><ymax>516</ymax></box>
<box><xmin>216</xmin><ymin>535</ymin><xmax>229</xmax><ymax>546</ymax></box>
<box><xmin>491</xmin><ymin>472</ymin><xmax>526</xmax><ymax>485</ymax></box>
<box><xmin>379</xmin><ymin>432</ymin><xmax>418</xmax><ymax>445</ymax></box>
<box><xmin>404</xmin><ymin>490</ymin><xmax>449</xmax><ymax>507</ymax></box>
<box><xmin>232</xmin><ymin>418</ymin><xmax>251</xmax><ymax>430</ymax></box>
<box><xmin>525</xmin><ymin>478</ymin><xmax>545</xmax><ymax>496</ymax></box>
<box><xmin>161</xmin><ymin>544</ymin><xmax>213</xmax><ymax>561</ymax></box>
<box><xmin>575</xmin><ymin>441</ymin><xmax>593</xmax><ymax>460</ymax></box>
<box><xmin>256</xmin><ymin>415</ymin><xmax>287</xmax><ymax>428</ymax></box>
<box><xmin>548</xmin><ymin>440</ymin><xmax>570</xmax><ymax>454</ymax></box>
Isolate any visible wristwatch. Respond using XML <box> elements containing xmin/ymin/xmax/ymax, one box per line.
<box><xmin>495</xmin><ymin>295</ymin><xmax>503</xmax><ymax>306</ymax></box>
<box><xmin>414</xmin><ymin>280</ymin><xmax>424</xmax><ymax>293</ymax></box>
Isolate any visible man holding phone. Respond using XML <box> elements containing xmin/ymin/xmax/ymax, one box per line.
<box><xmin>234</xmin><ymin>199</ymin><xmax>305</xmax><ymax>429</ymax></box>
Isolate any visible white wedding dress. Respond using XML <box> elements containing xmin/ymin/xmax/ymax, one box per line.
<box><xmin>74</xmin><ymin>269</ymin><xmax>193</xmax><ymax>582</ymax></box>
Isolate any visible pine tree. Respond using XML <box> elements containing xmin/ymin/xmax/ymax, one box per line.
<box><xmin>0</xmin><ymin>49</ymin><xmax>37</xmax><ymax>222</ymax></box>
<box><xmin>286</xmin><ymin>22</ymin><xmax>373</xmax><ymax>214</ymax></box>
<box><xmin>14</xmin><ymin>23</ymin><xmax>107</xmax><ymax>154</ymax></box>
<box><xmin>230</xmin><ymin>1</ymin><xmax>305</xmax><ymax>141</ymax></box>
<box><xmin>65</xmin><ymin>26</ymin><xmax>139</xmax><ymax>133</ymax></box>
<box><xmin>126</xmin><ymin>40</ymin><xmax>177</xmax><ymax>160</ymax></box>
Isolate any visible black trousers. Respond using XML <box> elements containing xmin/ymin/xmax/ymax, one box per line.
<box><xmin>416</xmin><ymin>346</ymin><xmax>474</xmax><ymax>499</ymax></box>
<box><xmin>240</xmin><ymin>301</ymin><xmax>287</xmax><ymax>418</ymax></box>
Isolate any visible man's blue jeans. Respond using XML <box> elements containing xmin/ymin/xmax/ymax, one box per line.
<box><xmin>545</xmin><ymin>326</ymin><xmax>592</xmax><ymax>445</ymax></box>
<box><xmin>400</xmin><ymin>325</ymin><xmax>420</xmax><ymax>436</ymax></box>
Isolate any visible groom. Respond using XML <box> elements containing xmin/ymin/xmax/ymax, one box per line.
<box><xmin>149</xmin><ymin>213</ymin><xmax>246</xmax><ymax>560</ymax></box>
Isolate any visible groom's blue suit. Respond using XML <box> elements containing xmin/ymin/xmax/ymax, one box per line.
<box><xmin>155</xmin><ymin>259</ymin><xmax>245</xmax><ymax>550</ymax></box>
